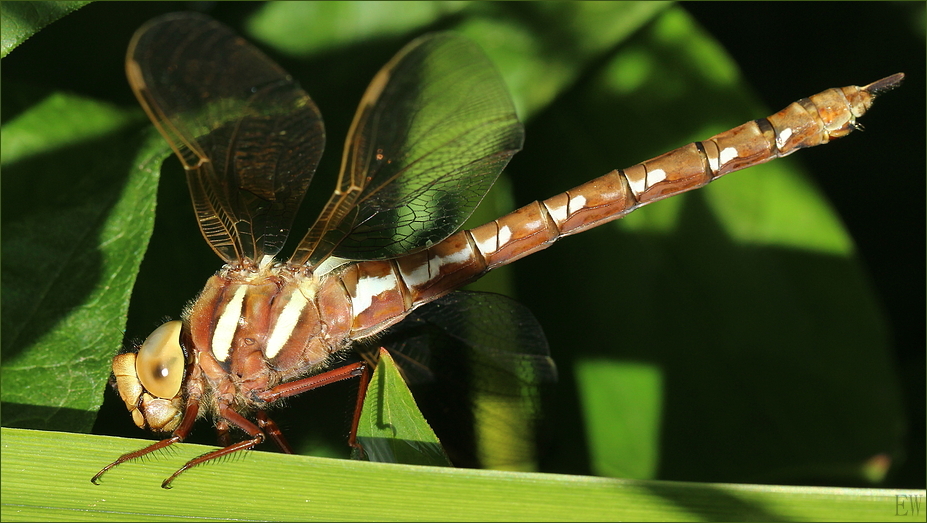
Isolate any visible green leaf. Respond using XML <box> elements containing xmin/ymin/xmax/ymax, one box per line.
<box><xmin>0</xmin><ymin>0</ymin><xmax>91</xmax><ymax>58</ymax></box>
<box><xmin>1</xmin><ymin>90</ymin><xmax>140</xmax><ymax>165</ymax></box>
<box><xmin>246</xmin><ymin>1</ymin><xmax>469</xmax><ymax>56</ymax></box>
<box><xmin>357</xmin><ymin>349</ymin><xmax>452</xmax><ymax>467</ymax></box>
<box><xmin>4</xmin><ymin>428</ymin><xmax>925</xmax><ymax>522</ymax></box>
<box><xmin>1</xmin><ymin>88</ymin><xmax>164</xmax><ymax>432</ymax></box>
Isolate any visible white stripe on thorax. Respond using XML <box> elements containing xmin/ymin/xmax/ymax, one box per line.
<box><xmin>264</xmin><ymin>289</ymin><xmax>309</xmax><ymax>359</ymax></box>
<box><xmin>211</xmin><ymin>285</ymin><xmax>247</xmax><ymax>362</ymax></box>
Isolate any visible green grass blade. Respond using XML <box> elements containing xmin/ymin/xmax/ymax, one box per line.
<box><xmin>3</xmin><ymin>428</ymin><xmax>924</xmax><ymax>522</ymax></box>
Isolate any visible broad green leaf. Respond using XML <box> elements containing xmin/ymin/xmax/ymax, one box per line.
<box><xmin>456</xmin><ymin>1</ymin><xmax>673</xmax><ymax>119</ymax></box>
<box><xmin>247</xmin><ymin>1</ymin><xmax>468</xmax><ymax>56</ymax></box>
<box><xmin>0</xmin><ymin>0</ymin><xmax>90</xmax><ymax>58</ymax></box>
<box><xmin>1</xmin><ymin>90</ymin><xmax>139</xmax><ymax>165</ymax></box>
<box><xmin>1</xmin><ymin>89</ymin><xmax>163</xmax><ymax>432</ymax></box>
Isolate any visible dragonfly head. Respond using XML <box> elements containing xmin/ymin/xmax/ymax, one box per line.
<box><xmin>112</xmin><ymin>320</ymin><xmax>187</xmax><ymax>433</ymax></box>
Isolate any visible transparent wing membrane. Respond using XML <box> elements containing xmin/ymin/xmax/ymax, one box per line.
<box><xmin>291</xmin><ymin>34</ymin><xmax>524</xmax><ymax>267</ymax></box>
<box><xmin>127</xmin><ymin>12</ymin><xmax>325</xmax><ymax>264</ymax></box>
<box><xmin>367</xmin><ymin>292</ymin><xmax>556</xmax><ymax>468</ymax></box>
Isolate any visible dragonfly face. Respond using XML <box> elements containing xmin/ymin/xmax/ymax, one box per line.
<box><xmin>112</xmin><ymin>320</ymin><xmax>186</xmax><ymax>433</ymax></box>
<box><xmin>94</xmin><ymin>11</ymin><xmax>901</xmax><ymax>488</ymax></box>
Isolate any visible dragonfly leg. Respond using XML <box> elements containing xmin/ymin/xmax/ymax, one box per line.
<box><xmin>161</xmin><ymin>406</ymin><xmax>265</xmax><ymax>489</ymax></box>
<box><xmin>256</xmin><ymin>410</ymin><xmax>294</xmax><ymax>454</ymax></box>
<box><xmin>255</xmin><ymin>361</ymin><xmax>367</xmax><ymax>403</ymax></box>
<box><xmin>216</xmin><ymin>419</ymin><xmax>231</xmax><ymax>448</ymax></box>
<box><xmin>348</xmin><ymin>362</ymin><xmax>373</xmax><ymax>455</ymax></box>
<box><xmin>254</xmin><ymin>361</ymin><xmax>369</xmax><ymax>457</ymax></box>
<box><xmin>91</xmin><ymin>400</ymin><xmax>200</xmax><ymax>485</ymax></box>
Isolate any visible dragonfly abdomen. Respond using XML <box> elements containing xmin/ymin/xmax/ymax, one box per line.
<box><xmin>339</xmin><ymin>74</ymin><xmax>903</xmax><ymax>339</ymax></box>
<box><xmin>538</xmin><ymin>75</ymin><xmax>901</xmax><ymax>239</ymax></box>
<box><xmin>490</xmin><ymin>75</ymin><xmax>903</xmax><ymax>245</ymax></box>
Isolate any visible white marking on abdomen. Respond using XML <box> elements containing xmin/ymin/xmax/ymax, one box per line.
<box><xmin>570</xmin><ymin>193</ymin><xmax>587</xmax><ymax>211</ymax></box>
<box><xmin>475</xmin><ymin>224</ymin><xmax>513</xmax><ymax>255</ymax></box>
<box><xmin>212</xmin><ymin>285</ymin><xmax>247</xmax><ymax>362</ymax></box>
<box><xmin>776</xmin><ymin>127</ymin><xmax>793</xmax><ymax>149</ymax></box>
<box><xmin>646</xmin><ymin>169</ymin><xmax>666</xmax><ymax>187</ymax></box>
<box><xmin>264</xmin><ymin>290</ymin><xmax>309</xmax><ymax>359</ymax></box>
<box><xmin>627</xmin><ymin>172</ymin><xmax>646</xmax><ymax>195</ymax></box>
<box><xmin>402</xmin><ymin>246</ymin><xmax>472</xmax><ymax>289</ymax></box>
<box><xmin>352</xmin><ymin>274</ymin><xmax>398</xmax><ymax>314</ymax></box>
<box><xmin>719</xmin><ymin>146</ymin><xmax>739</xmax><ymax>166</ymax></box>
<box><xmin>706</xmin><ymin>147</ymin><xmax>721</xmax><ymax>173</ymax></box>
<box><xmin>546</xmin><ymin>201</ymin><xmax>568</xmax><ymax>224</ymax></box>
<box><xmin>497</xmin><ymin>225</ymin><xmax>512</xmax><ymax>247</ymax></box>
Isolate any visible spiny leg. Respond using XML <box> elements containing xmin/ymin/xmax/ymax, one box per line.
<box><xmin>91</xmin><ymin>401</ymin><xmax>199</xmax><ymax>485</ymax></box>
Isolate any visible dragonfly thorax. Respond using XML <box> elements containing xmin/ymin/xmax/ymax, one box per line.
<box><xmin>186</xmin><ymin>264</ymin><xmax>354</xmax><ymax>394</ymax></box>
<box><xmin>112</xmin><ymin>262</ymin><xmax>360</xmax><ymax>432</ymax></box>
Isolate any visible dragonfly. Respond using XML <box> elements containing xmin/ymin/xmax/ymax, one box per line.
<box><xmin>92</xmin><ymin>12</ymin><xmax>903</xmax><ymax>488</ymax></box>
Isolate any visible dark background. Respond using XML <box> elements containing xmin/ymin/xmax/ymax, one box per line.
<box><xmin>684</xmin><ymin>2</ymin><xmax>924</xmax><ymax>489</ymax></box>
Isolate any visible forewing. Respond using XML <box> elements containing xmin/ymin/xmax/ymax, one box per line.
<box><xmin>363</xmin><ymin>291</ymin><xmax>556</xmax><ymax>469</ymax></box>
<box><xmin>292</xmin><ymin>33</ymin><xmax>523</xmax><ymax>267</ymax></box>
<box><xmin>127</xmin><ymin>12</ymin><xmax>325</xmax><ymax>264</ymax></box>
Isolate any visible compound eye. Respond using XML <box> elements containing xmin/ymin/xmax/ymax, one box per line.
<box><xmin>136</xmin><ymin>320</ymin><xmax>185</xmax><ymax>399</ymax></box>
